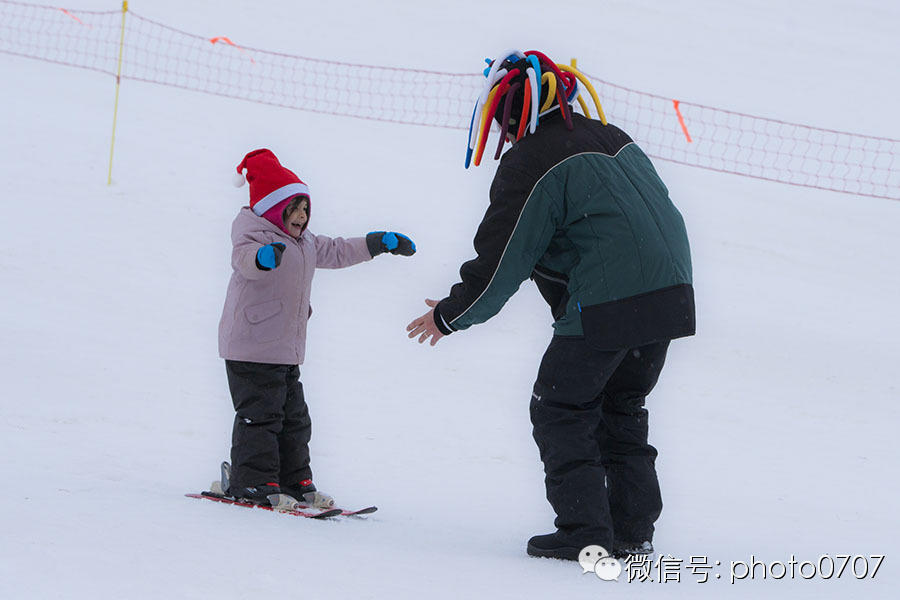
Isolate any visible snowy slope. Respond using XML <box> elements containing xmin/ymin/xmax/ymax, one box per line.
<box><xmin>1</xmin><ymin>1</ymin><xmax>899</xmax><ymax>599</ymax></box>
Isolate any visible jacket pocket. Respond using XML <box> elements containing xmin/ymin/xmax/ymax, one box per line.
<box><xmin>244</xmin><ymin>299</ymin><xmax>285</xmax><ymax>343</ymax></box>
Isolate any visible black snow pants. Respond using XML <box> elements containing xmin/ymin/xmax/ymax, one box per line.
<box><xmin>225</xmin><ymin>360</ymin><xmax>313</xmax><ymax>490</ymax></box>
<box><xmin>530</xmin><ymin>337</ymin><xmax>669</xmax><ymax>548</ymax></box>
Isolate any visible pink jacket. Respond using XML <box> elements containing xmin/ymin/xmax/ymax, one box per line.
<box><xmin>218</xmin><ymin>207</ymin><xmax>372</xmax><ymax>365</ymax></box>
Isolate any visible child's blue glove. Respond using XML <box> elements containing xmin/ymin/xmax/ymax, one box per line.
<box><xmin>366</xmin><ymin>231</ymin><xmax>416</xmax><ymax>257</ymax></box>
<box><xmin>256</xmin><ymin>242</ymin><xmax>286</xmax><ymax>271</ymax></box>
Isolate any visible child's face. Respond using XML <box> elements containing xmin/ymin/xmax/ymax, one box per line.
<box><xmin>283</xmin><ymin>197</ymin><xmax>309</xmax><ymax>238</ymax></box>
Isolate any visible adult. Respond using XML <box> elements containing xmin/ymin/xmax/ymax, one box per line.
<box><xmin>406</xmin><ymin>50</ymin><xmax>695</xmax><ymax>560</ymax></box>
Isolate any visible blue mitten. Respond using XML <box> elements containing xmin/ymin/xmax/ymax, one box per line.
<box><xmin>366</xmin><ymin>231</ymin><xmax>416</xmax><ymax>257</ymax></box>
<box><xmin>256</xmin><ymin>242</ymin><xmax>286</xmax><ymax>271</ymax></box>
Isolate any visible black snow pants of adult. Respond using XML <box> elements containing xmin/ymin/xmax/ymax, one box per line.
<box><xmin>225</xmin><ymin>360</ymin><xmax>312</xmax><ymax>490</ymax></box>
<box><xmin>530</xmin><ymin>337</ymin><xmax>669</xmax><ymax>548</ymax></box>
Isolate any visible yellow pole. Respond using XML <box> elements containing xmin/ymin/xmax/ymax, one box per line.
<box><xmin>107</xmin><ymin>1</ymin><xmax>128</xmax><ymax>185</ymax></box>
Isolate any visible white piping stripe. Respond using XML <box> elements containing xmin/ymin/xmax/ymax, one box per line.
<box><xmin>438</xmin><ymin>309</ymin><xmax>453</xmax><ymax>332</ymax></box>
<box><xmin>252</xmin><ymin>182</ymin><xmax>309</xmax><ymax>216</ymax></box>
<box><xmin>449</xmin><ymin>144</ymin><xmax>636</xmax><ymax>326</ymax></box>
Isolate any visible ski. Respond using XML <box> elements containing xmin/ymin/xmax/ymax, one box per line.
<box><xmin>186</xmin><ymin>492</ymin><xmax>342</xmax><ymax>519</ymax></box>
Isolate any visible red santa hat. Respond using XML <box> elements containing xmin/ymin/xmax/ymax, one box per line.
<box><xmin>233</xmin><ymin>149</ymin><xmax>310</xmax><ymax>233</ymax></box>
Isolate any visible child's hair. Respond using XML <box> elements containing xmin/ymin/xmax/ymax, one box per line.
<box><xmin>282</xmin><ymin>195</ymin><xmax>309</xmax><ymax>222</ymax></box>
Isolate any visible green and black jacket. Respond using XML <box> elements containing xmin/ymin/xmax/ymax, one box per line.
<box><xmin>435</xmin><ymin>111</ymin><xmax>695</xmax><ymax>349</ymax></box>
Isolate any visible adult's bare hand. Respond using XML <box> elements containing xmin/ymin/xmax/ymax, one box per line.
<box><xmin>406</xmin><ymin>299</ymin><xmax>446</xmax><ymax>347</ymax></box>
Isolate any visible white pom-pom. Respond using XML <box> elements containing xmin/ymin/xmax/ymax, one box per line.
<box><xmin>232</xmin><ymin>170</ymin><xmax>246</xmax><ymax>187</ymax></box>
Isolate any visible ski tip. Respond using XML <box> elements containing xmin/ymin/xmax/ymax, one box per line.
<box><xmin>311</xmin><ymin>508</ymin><xmax>343</xmax><ymax>519</ymax></box>
<box><xmin>347</xmin><ymin>506</ymin><xmax>378</xmax><ymax>516</ymax></box>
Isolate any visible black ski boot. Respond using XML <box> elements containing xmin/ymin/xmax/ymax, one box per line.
<box><xmin>231</xmin><ymin>483</ymin><xmax>282</xmax><ymax>505</ymax></box>
<box><xmin>281</xmin><ymin>478</ymin><xmax>316</xmax><ymax>499</ymax></box>
<box><xmin>282</xmin><ymin>478</ymin><xmax>335</xmax><ymax>509</ymax></box>
<box><xmin>209</xmin><ymin>461</ymin><xmax>282</xmax><ymax>506</ymax></box>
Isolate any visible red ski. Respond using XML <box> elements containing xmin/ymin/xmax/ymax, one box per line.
<box><xmin>186</xmin><ymin>493</ymin><xmax>342</xmax><ymax>519</ymax></box>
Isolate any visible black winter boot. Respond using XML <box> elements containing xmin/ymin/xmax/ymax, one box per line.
<box><xmin>526</xmin><ymin>532</ymin><xmax>585</xmax><ymax>561</ymax></box>
<box><xmin>612</xmin><ymin>540</ymin><xmax>653</xmax><ymax>558</ymax></box>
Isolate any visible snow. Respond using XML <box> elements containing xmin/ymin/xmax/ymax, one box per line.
<box><xmin>1</xmin><ymin>1</ymin><xmax>899</xmax><ymax>598</ymax></box>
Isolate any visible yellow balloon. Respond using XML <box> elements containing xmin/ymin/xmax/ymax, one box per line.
<box><xmin>576</xmin><ymin>94</ymin><xmax>591</xmax><ymax>119</ymax></box>
<box><xmin>540</xmin><ymin>72</ymin><xmax>557</xmax><ymax>112</ymax></box>
<box><xmin>556</xmin><ymin>63</ymin><xmax>607</xmax><ymax>125</ymax></box>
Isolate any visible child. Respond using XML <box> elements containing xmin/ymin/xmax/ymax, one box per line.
<box><xmin>216</xmin><ymin>148</ymin><xmax>415</xmax><ymax>508</ymax></box>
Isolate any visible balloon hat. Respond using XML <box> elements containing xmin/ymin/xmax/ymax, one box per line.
<box><xmin>465</xmin><ymin>49</ymin><xmax>607</xmax><ymax>168</ymax></box>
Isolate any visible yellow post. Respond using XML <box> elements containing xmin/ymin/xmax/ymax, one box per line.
<box><xmin>107</xmin><ymin>1</ymin><xmax>128</xmax><ymax>185</ymax></box>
